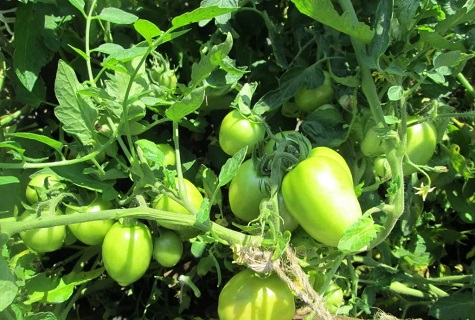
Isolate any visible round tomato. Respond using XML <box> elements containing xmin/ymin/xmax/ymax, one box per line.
<box><xmin>294</xmin><ymin>70</ymin><xmax>334</xmax><ymax>113</ymax></box>
<box><xmin>308</xmin><ymin>147</ymin><xmax>353</xmax><ymax>185</ymax></box>
<box><xmin>263</xmin><ymin>131</ymin><xmax>312</xmax><ymax>156</ymax></box>
<box><xmin>282</xmin><ymin>156</ymin><xmax>362</xmax><ymax>247</ymax></box>
<box><xmin>374</xmin><ymin>156</ymin><xmax>392</xmax><ymax>179</ymax></box>
<box><xmin>361</xmin><ymin>126</ymin><xmax>386</xmax><ymax>157</ymax></box>
<box><xmin>102</xmin><ymin>221</ymin><xmax>153</xmax><ymax>286</ymax></box>
<box><xmin>154</xmin><ymin>178</ymin><xmax>203</xmax><ymax>238</ymax></box>
<box><xmin>19</xmin><ymin>209</ymin><xmax>66</xmax><ymax>253</ymax></box>
<box><xmin>324</xmin><ymin>283</ymin><xmax>344</xmax><ymax>314</ymax></box>
<box><xmin>218</xmin><ymin>269</ymin><xmax>295</xmax><ymax>320</ymax></box>
<box><xmin>219</xmin><ymin>109</ymin><xmax>265</xmax><ymax>156</ymax></box>
<box><xmin>25</xmin><ymin>173</ymin><xmax>60</xmax><ymax>204</ymax></box>
<box><xmin>66</xmin><ymin>197</ymin><xmax>114</xmax><ymax>246</ymax></box>
<box><xmin>228</xmin><ymin>159</ymin><xmax>269</xmax><ymax>222</ymax></box>
<box><xmin>152</xmin><ymin>69</ymin><xmax>177</xmax><ymax>90</ymax></box>
<box><xmin>404</xmin><ymin>119</ymin><xmax>437</xmax><ymax>175</ymax></box>
<box><xmin>153</xmin><ymin>229</ymin><xmax>183</xmax><ymax>267</ymax></box>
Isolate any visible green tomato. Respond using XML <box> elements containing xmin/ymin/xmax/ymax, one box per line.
<box><xmin>147</xmin><ymin>143</ymin><xmax>176</xmax><ymax>167</ymax></box>
<box><xmin>102</xmin><ymin>221</ymin><xmax>153</xmax><ymax>286</ymax></box>
<box><xmin>154</xmin><ymin>178</ymin><xmax>203</xmax><ymax>238</ymax></box>
<box><xmin>153</xmin><ymin>229</ymin><xmax>183</xmax><ymax>267</ymax></box>
<box><xmin>66</xmin><ymin>197</ymin><xmax>114</xmax><ymax>245</ymax></box>
<box><xmin>219</xmin><ymin>109</ymin><xmax>265</xmax><ymax>156</ymax></box>
<box><xmin>324</xmin><ymin>283</ymin><xmax>344</xmax><ymax>314</ymax></box>
<box><xmin>228</xmin><ymin>159</ymin><xmax>269</xmax><ymax>222</ymax></box>
<box><xmin>374</xmin><ymin>156</ymin><xmax>392</xmax><ymax>179</ymax></box>
<box><xmin>152</xmin><ymin>69</ymin><xmax>177</xmax><ymax>90</ymax></box>
<box><xmin>19</xmin><ymin>209</ymin><xmax>66</xmax><ymax>253</ymax></box>
<box><xmin>218</xmin><ymin>269</ymin><xmax>295</xmax><ymax>320</ymax></box>
<box><xmin>308</xmin><ymin>147</ymin><xmax>353</xmax><ymax>185</ymax></box>
<box><xmin>294</xmin><ymin>70</ymin><xmax>334</xmax><ymax>113</ymax></box>
<box><xmin>277</xmin><ymin>192</ymin><xmax>299</xmax><ymax>232</ymax></box>
<box><xmin>282</xmin><ymin>156</ymin><xmax>362</xmax><ymax>247</ymax></box>
<box><xmin>25</xmin><ymin>173</ymin><xmax>60</xmax><ymax>204</ymax></box>
<box><xmin>361</xmin><ymin>126</ymin><xmax>386</xmax><ymax>157</ymax></box>
<box><xmin>404</xmin><ymin>119</ymin><xmax>437</xmax><ymax>175</ymax></box>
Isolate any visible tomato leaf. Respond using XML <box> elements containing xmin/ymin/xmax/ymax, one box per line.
<box><xmin>366</xmin><ymin>0</ymin><xmax>392</xmax><ymax>69</ymax></box>
<box><xmin>171</xmin><ymin>6</ymin><xmax>238</xmax><ymax>30</ymax></box>
<box><xmin>218</xmin><ymin>147</ymin><xmax>247</xmax><ymax>187</ymax></box>
<box><xmin>338</xmin><ymin>217</ymin><xmax>384</xmax><ymax>253</ymax></box>
<box><xmin>68</xmin><ymin>0</ymin><xmax>85</xmax><ymax>14</ymax></box>
<box><xmin>6</xmin><ymin>133</ymin><xmax>63</xmax><ymax>153</ymax></box>
<box><xmin>428</xmin><ymin>292</ymin><xmax>475</xmax><ymax>320</ymax></box>
<box><xmin>97</xmin><ymin>7</ymin><xmax>138</xmax><ymax>25</ymax></box>
<box><xmin>134</xmin><ymin>19</ymin><xmax>162</xmax><ymax>44</ymax></box>
<box><xmin>0</xmin><ymin>176</ymin><xmax>19</xmax><ymax>186</ymax></box>
<box><xmin>165</xmin><ymin>86</ymin><xmax>206</xmax><ymax>122</ymax></box>
<box><xmin>0</xmin><ymin>256</ymin><xmax>18</xmax><ymax>312</ymax></box>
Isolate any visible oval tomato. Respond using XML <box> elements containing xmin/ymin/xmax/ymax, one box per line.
<box><xmin>282</xmin><ymin>156</ymin><xmax>362</xmax><ymax>247</ymax></box>
<box><xmin>294</xmin><ymin>70</ymin><xmax>334</xmax><ymax>113</ymax></box>
<box><xmin>228</xmin><ymin>159</ymin><xmax>269</xmax><ymax>222</ymax></box>
<box><xmin>153</xmin><ymin>229</ymin><xmax>183</xmax><ymax>268</ymax></box>
<box><xmin>19</xmin><ymin>209</ymin><xmax>66</xmax><ymax>253</ymax></box>
<box><xmin>25</xmin><ymin>173</ymin><xmax>60</xmax><ymax>204</ymax></box>
<box><xmin>308</xmin><ymin>147</ymin><xmax>353</xmax><ymax>185</ymax></box>
<box><xmin>404</xmin><ymin>119</ymin><xmax>437</xmax><ymax>175</ymax></box>
<box><xmin>66</xmin><ymin>197</ymin><xmax>114</xmax><ymax>245</ymax></box>
<box><xmin>102</xmin><ymin>221</ymin><xmax>153</xmax><ymax>286</ymax></box>
<box><xmin>218</xmin><ymin>269</ymin><xmax>295</xmax><ymax>320</ymax></box>
<box><xmin>219</xmin><ymin>109</ymin><xmax>265</xmax><ymax>156</ymax></box>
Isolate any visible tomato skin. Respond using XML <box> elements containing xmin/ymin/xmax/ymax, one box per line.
<box><xmin>25</xmin><ymin>173</ymin><xmax>60</xmax><ymax>204</ymax></box>
<box><xmin>324</xmin><ymin>283</ymin><xmax>344</xmax><ymax>314</ymax></box>
<box><xmin>294</xmin><ymin>71</ymin><xmax>334</xmax><ymax>113</ymax></box>
<box><xmin>219</xmin><ymin>109</ymin><xmax>265</xmax><ymax>156</ymax></box>
<box><xmin>218</xmin><ymin>269</ymin><xmax>295</xmax><ymax>320</ymax></box>
<box><xmin>102</xmin><ymin>221</ymin><xmax>153</xmax><ymax>286</ymax></box>
<box><xmin>19</xmin><ymin>209</ymin><xmax>66</xmax><ymax>253</ymax></box>
<box><xmin>404</xmin><ymin>120</ymin><xmax>437</xmax><ymax>175</ymax></box>
<box><xmin>228</xmin><ymin>159</ymin><xmax>269</xmax><ymax>222</ymax></box>
<box><xmin>308</xmin><ymin>147</ymin><xmax>353</xmax><ymax>185</ymax></box>
<box><xmin>361</xmin><ymin>126</ymin><xmax>385</xmax><ymax>157</ymax></box>
<box><xmin>152</xmin><ymin>229</ymin><xmax>183</xmax><ymax>267</ymax></box>
<box><xmin>282</xmin><ymin>156</ymin><xmax>362</xmax><ymax>247</ymax></box>
<box><xmin>66</xmin><ymin>198</ymin><xmax>114</xmax><ymax>246</ymax></box>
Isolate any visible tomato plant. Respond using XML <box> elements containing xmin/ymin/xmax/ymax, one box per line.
<box><xmin>102</xmin><ymin>221</ymin><xmax>153</xmax><ymax>286</ymax></box>
<box><xmin>294</xmin><ymin>70</ymin><xmax>334</xmax><ymax>113</ymax></box>
<box><xmin>404</xmin><ymin>119</ymin><xmax>437</xmax><ymax>174</ymax></box>
<box><xmin>66</xmin><ymin>197</ymin><xmax>114</xmax><ymax>246</ymax></box>
<box><xmin>323</xmin><ymin>283</ymin><xmax>344</xmax><ymax>314</ymax></box>
<box><xmin>309</xmin><ymin>147</ymin><xmax>353</xmax><ymax>185</ymax></box>
<box><xmin>152</xmin><ymin>229</ymin><xmax>183</xmax><ymax>268</ymax></box>
<box><xmin>19</xmin><ymin>209</ymin><xmax>66</xmax><ymax>253</ymax></box>
<box><xmin>219</xmin><ymin>109</ymin><xmax>265</xmax><ymax>156</ymax></box>
<box><xmin>25</xmin><ymin>173</ymin><xmax>60</xmax><ymax>204</ymax></box>
<box><xmin>217</xmin><ymin>269</ymin><xmax>295</xmax><ymax>320</ymax></box>
<box><xmin>263</xmin><ymin>130</ymin><xmax>312</xmax><ymax>155</ymax></box>
<box><xmin>361</xmin><ymin>125</ymin><xmax>386</xmax><ymax>158</ymax></box>
<box><xmin>228</xmin><ymin>159</ymin><xmax>269</xmax><ymax>222</ymax></box>
<box><xmin>282</xmin><ymin>155</ymin><xmax>362</xmax><ymax>247</ymax></box>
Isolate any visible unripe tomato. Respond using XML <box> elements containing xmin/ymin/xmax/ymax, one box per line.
<box><xmin>102</xmin><ymin>221</ymin><xmax>153</xmax><ymax>286</ymax></box>
<box><xmin>277</xmin><ymin>192</ymin><xmax>299</xmax><ymax>232</ymax></box>
<box><xmin>309</xmin><ymin>147</ymin><xmax>353</xmax><ymax>185</ymax></box>
<box><xmin>228</xmin><ymin>159</ymin><xmax>269</xmax><ymax>222</ymax></box>
<box><xmin>294</xmin><ymin>70</ymin><xmax>334</xmax><ymax>113</ymax></box>
<box><xmin>66</xmin><ymin>197</ymin><xmax>114</xmax><ymax>245</ymax></box>
<box><xmin>25</xmin><ymin>173</ymin><xmax>60</xmax><ymax>204</ymax></box>
<box><xmin>153</xmin><ymin>229</ymin><xmax>183</xmax><ymax>267</ymax></box>
<box><xmin>374</xmin><ymin>156</ymin><xmax>392</xmax><ymax>179</ymax></box>
<box><xmin>19</xmin><ymin>209</ymin><xmax>66</xmax><ymax>253</ymax></box>
<box><xmin>218</xmin><ymin>269</ymin><xmax>295</xmax><ymax>320</ymax></box>
<box><xmin>404</xmin><ymin>119</ymin><xmax>437</xmax><ymax>175</ymax></box>
<box><xmin>219</xmin><ymin>109</ymin><xmax>265</xmax><ymax>156</ymax></box>
<box><xmin>147</xmin><ymin>144</ymin><xmax>176</xmax><ymax>167</ymax></box>
<box><xmin>324</xmin><ymin>283</ymin><xmax>344</xmax><ymax>314</ymax></box>
<box><xmin>361</xmin><ymin>126</ymin><xmax>385</xmax><ymax>157</ymax></box>
<box><xmin>282</xmin><ymin>156</ymin><xmax>362</xmax><ymax>247</ymax></box>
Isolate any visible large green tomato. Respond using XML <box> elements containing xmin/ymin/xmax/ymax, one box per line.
<box><xmin>308</xmin><ymin>147</ymin><xmax>353</xmax><ymax>185</ymax></box>
<box><xmin>102</xmin><ymin>221</ymin><xmax>153</xmax><ymax>286</ymax></box>
<box><xmin>153</xmin><ymin>229</ymin><xmax>183</xmax><ymax>268</ymax></box>
<box><xmin>19</xmin><ymin>209</ymin><xmax>66</xmax><ymax>253</ymax></box>
<box><xmin>218</xmin><ymin>269</ymin><xmax>295</xmax><ymax>320</ymax></box>
<box><xmin>228</xmin><ymin>159</ymin><xmax>269</xmax><ymax>222</ymax></box>
<box><xmin>294</xmin><ymin>70</ymin><xmax>334</xmax><ymax>113</ymax></box>
<box><xmin>219</xmin><ymin>109</ymin><xmax>265</xmax><ymax>156</ymax></box>
<box><xmin>25</xmin><ymin>173</ymin><xmax>60</xmax><ymax>204</ymax></box>
<box><xmin>282</xmin><ymin>156</ymin><xmax>362</xmax><ymax>247</ymax></box>
<box><xmin>404</xmin><ymin>119</ymin><xmax>437</xmax><ymax>174</ymax></box>
<box><xmin>66</xmin><ymin>197</ymin><xmax>114</xmax><ymax>245</ymax></box>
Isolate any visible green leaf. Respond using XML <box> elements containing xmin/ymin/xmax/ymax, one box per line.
<box><xmin>191</xmin><ymin>241</ymin><xmax>207</xmax><ymax>258</ymax></box>
<box><xmin>68</xmin><ymin>0</ymin><xmax>85</xmax><ymax>14</ymax></box>
<box><xmin>165</xmin><ymin>87</ymin><xmax>206</xmax><ymax>122</ymax></box>
<box><xmin>338</xmin><ymin>216</ymin><xmax>384</xmax><ymax>253</ymax></box>
<box><xmin>171</xmin><ymin>6</ymin><xmax>238</xmax><ymax>30</ymax></box>
<box><xmin>202</xmin><ymin>166</ymin><xmax>222</xmax><ymax>207</ymax></box>
<box><xmin>0</xmin><ymin>176</ymin><xmax>20</xmax><ymax>186</ymax></box>
<box><xmin>291</xmin><ymin>0</ymin><xmax>373</xmax><ymax>44</ymax></box>
<box><xmin>435</xmin><ymin>5</ymin><xmax>475</xmax><ymax>34</ymax></box>
<box><xmin>6</xmin><ymin>132</ymin><xmax>63</xmax><ymax>153</ymax></box>
<box><xmin>199</xmin><ymin>0</ymin><xmax>238</xmax><ymax>26</ymax></box>
<box><xmin>301</xmin><ymin>104</ymin><xmax>347</xmax><ymax>148</ymax></box>
<box><xmin>388</xmin><ymin>85</ymin><xmax>404</xmax><ymax>101</ymax></box>
<box><xmin>135</xmin><ymin>139</ymin><xmax>164</xmax><ymax>165</ymax></box>
<box><xmin>134</xmin><ymin>19</ymin><xmax>162</xmax><ymax>44</ymax></box>
<box><xmin>53</xmin><ymin>60</ymin><xmax>97</xmax><ymax>146</ymax></box>
<box><xmin>0</xmin><ymin>256</ymin><xmax>18</xmax><ymax>311</ymax></box>
<box><xmin>428</xmin><ymin>292</ymin><xmax>475</xmax><ymax>320</ymax></box>
<box><xmin>218</xmin><ymin>147</ymin><xmax>247</xmax><ymax>187</ymax></box>
<box><xmin>196</xmin><ymin>198</ymin><xmax>211</xmax><ymax>224</ymax></box>
<box><xmin>262</xmin><ymin>11</ymin><xmax>288</xmax><ymax>69</ymax></box>
<box><xmin>13</xmin><ymin>3</ymin><xmax>51</xmax><ymax>91</ymax></box>
<box><xmin>97</xmin><ymin>7</ymin><xmax>138</xmax><ymax>24</ymax></box>
<box><xmin>367</xmin><ymin>0</ymin><xmax>393</xmax><ymax>69</ymax></box>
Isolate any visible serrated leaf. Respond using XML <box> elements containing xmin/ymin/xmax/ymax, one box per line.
<box><xmin>0</xmin><ymin>256</ymin><xmax>17</xmax><ymax>311</ymax></box>
<box><xmin>13</xmin><ymin>3</ymin><xmax>52</xmax><ymax>91</ymax></box>
<box><xmin>165</xmin><ymin>87</ymin><xmax>206</xmax><ymax>122</ymax></box>
<box><xmin>218</xmin><ymin>147</ymin><xmax>247</xmax><ymax>186</ymax></box>
<box><xmin>97</xmin><ymin>7</ymin><xmax>138</xmax><ymax>24</ymax></box>
<box><xmin>6</xmin><ymin>132</ymin><xmax>63</xmax><ymax>153</ymax></box>
<box><xmin>338</xmin><ymin>216</ymin><xmax>384</xmax><ymax>253</ymax></box>
<box><xmin>171</xmin><ymin>6</ymin><xmax>238</xmax><ymax>29</ymax></box>
<box><xmin>291</xmin><ymin>0</ymin><xmax>373</xmax><ymax>44</ymax></box>
<box><xmin>301</xmin><ymin>104</ymin><xmax>347</xmax><ymax>148</ymax></box>
<box><xmin>428</xmin><ymin>292</ymin><xmax>475</xmax><ymax>320</ymax></box>
<box><xmin>435</xmin><ymin>5</ymin><xmax>475</xmax><ymax>34</ymax></box>
<box><xmin>134</xmin><ymin>19</ymin><xmax>162</xmax><ymax>44</ymax></box>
